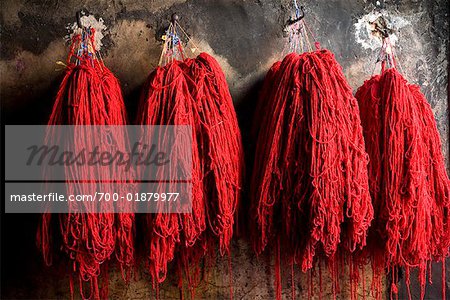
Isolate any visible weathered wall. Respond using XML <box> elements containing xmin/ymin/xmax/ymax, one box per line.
<box><xmin>1</xmin><ymin>0</ymin><xmax>448</xmax><ymax>299</ymax></box>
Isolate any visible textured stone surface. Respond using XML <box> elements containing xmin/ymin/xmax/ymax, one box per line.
<box><xmin>1</xmin><ymin>0</ymin><xmax>448</xmax><ymax>299</ymax></box>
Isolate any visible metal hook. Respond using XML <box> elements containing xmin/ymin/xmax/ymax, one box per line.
<box><xmin>76</xmin><ymin>11</ymin><xmax>84</xmax><ymax>29</ymax></box>
<box><xmin>286</xmin><ymin>6</ymin><xmax>305</xmax><ymax>27</ymax></box>
<box><xmin>171</xmin><ymin>13</ymin><xmax>179</xmax><ymax>25</ymax></box>
<box><xmin>76</xmin><ymin>9</ymin><xmax>90</xmax><ymax>29</ymax></box>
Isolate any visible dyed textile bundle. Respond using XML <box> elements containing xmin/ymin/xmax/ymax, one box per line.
<box><xmin>184</xmin><ymin>53</ymin><xmax>243</xmax><ymax>254</ymax></box>
<box><xmin>36</xmin><ymin>28</ymin><xmax>134</xmax><ymax>299</ymax></box>
<box><xmin>137</xmin><ymin>60</ymin><xmax>201</xmax><ymax>288</ymax></box>
<box><xmin>356</xmin><ymin>66</ymin><xmax>450</xmax><ymax>299</ymax></box>
<box><xmin>137</xmin><ymin>51</ymin><xmax>243</xmax><ymax>293</ymax></box>
<box><xmin>250</xmin><ymin>48</ymin><xmax>374</xmax><ymax>299</ymax></box>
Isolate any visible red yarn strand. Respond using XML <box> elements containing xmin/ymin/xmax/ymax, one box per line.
<box><xmin>355</xmin><ymin>67</ymin><xmax>450</xmax><ymax>300</ymax></box>
<box><xmin>36</xmin><ymin>29</ymin><xmax>134</xmax><ymax>299</ymax></box>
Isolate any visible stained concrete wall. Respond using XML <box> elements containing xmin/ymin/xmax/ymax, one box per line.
<box><xmin>1</xmin><ymin>0</ymin><xmax>448</xmax><ymax>299</ymax></box>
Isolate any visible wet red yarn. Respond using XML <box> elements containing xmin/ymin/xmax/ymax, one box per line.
<box><xmin>250</xmin><ymin>49</ymin><xmax>374</xmax><ymax>299</ymax></box>
<box><xmin>36</xmin><ymin>30</ymin><xmax>134</xmax><ymax>299</ymax></box>
<box><xmin>355</xmin><ymin>67</ymin><xmax>450</xmax><ymax>300</ymax></box>
<box><xmin>137</xmin><ymin>52</ymin><xmax>243</xmax><ymax>296</ymax></box>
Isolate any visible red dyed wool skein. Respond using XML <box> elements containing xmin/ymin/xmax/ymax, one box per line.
<box><xmin>137</xmin><ymin>52</ymin><xmax>243</xmax><ymax>296</ymax></box>
<box><xmin>250</xmin><ymin>48</ymin><xmax>374</xmax><ymax>299</ymax></box>
<box><xmin>355</xmin><ymin>66</ymin><xmax>450</xmax><ymax>300</ymax></box>
<box><xmin>36</xmin><ymin>29</ymin><xmax>134</xmax><ymax>299</ymax></box>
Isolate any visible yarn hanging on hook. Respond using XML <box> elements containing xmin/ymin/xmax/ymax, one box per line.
<box><xmin>36</xmin><ymin>17</ymin><xmax>135</xmax><ymax>299</ymax></box>
<box><xmin>251</xmin><ymin>4</ymin><xmax>374</xmax><ymax>300</ymax></box>
<box><xmin>138</xmin><ymin>13</ymin><xmax>243</xmax><ymax>298</ymax></box>
<box><xmin>355</xmin><ymin>24</ymin><xmax>450</xmax><ymax>300</ymax></box>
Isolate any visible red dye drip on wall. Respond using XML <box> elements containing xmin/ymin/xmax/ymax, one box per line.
<box><xmin>250</xmin><ymin>49</ymin><xmax>374</xmax><ymax>299</ymax></box>
<box><xmin>355</xmin><ymin>67</ymin><xmax>450</xmax><ymax>300</ymax></box>
<box><xmin>36</xmin><ymin>29</ymin><xmax>134</xmax><ymax>299</ymax></box>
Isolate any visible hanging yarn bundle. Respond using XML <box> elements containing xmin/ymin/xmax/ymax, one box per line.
<box><xmin>355</xmin><ymin>20</ymin><xmax>449</xmax><ymax>300</ymax></box>
<box><xmin>36</xmin><ymin>20</ymin><xmax>134</xmax><ymax>299</ymax></box>
<box><xmin>250</xmin><ymin>4</ymin><xmax>373</xmax><ymax>299</ymax></box>
<box><xmin>137</xmin><ymin>15</ymin><xmax>243</xmax><ymax>296</ymax></box>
